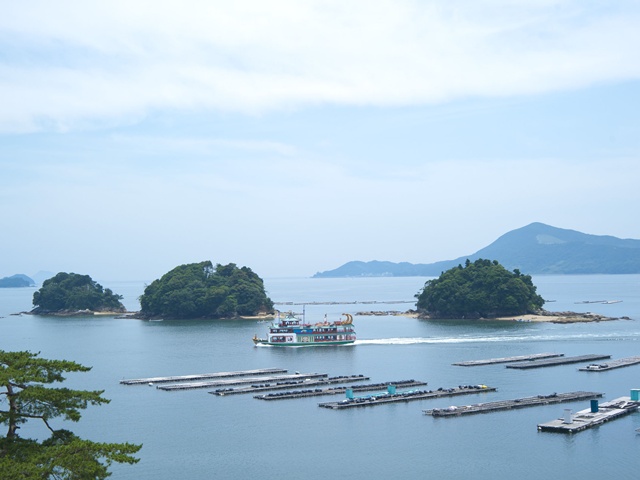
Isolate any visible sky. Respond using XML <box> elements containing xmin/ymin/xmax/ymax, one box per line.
<box><xmin>1</xmin><ymin>1</ymin><xmax>640</xmax><ymax>282</ymax></box>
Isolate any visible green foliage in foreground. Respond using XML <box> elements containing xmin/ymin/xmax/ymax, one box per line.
<box><xmin>32</xmin><ymin>273</ymin><xmax>125</xmax><ymax>313</ymax></box>
<box><xmin>415</xmin><ymin>259</ymin><xmax>545</xmax><ymax>318</ymax></box>
<box><xmin>0</xmin><ymin>350</ymin><xmax>141</xmax><ymax>479</ymax></box>
<box><xmin>139</xmin><ymin>261</ymin><xmax>274</xmax><ymax>319</ymax></box>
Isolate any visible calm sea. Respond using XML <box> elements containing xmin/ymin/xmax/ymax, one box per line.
<box><xmin>2</xmin><ymin>275</ymin><xmax>640</xmax><ymax>479</ymax></box>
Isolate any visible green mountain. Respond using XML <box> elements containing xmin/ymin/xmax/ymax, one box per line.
<box><xmin>0</xmin><ymin>274</ymin><xmax>36</xmax><ymax>288</ymax></box>
<box><xmin>313</xmin><ymin>222</ymin><xmax>640</xmax><ymax>277</ymax></box>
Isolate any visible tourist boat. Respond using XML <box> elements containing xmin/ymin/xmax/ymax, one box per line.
<box><xmin>252</xmin><ymin>311</ymin><xmax>356</xmax><ymax>346</ymax></box>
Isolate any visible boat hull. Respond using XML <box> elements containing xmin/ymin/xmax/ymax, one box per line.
<box><xmin>253</xmin><ymin>339</ymin><xmax>355</xmax><ymax>347</ymax></box>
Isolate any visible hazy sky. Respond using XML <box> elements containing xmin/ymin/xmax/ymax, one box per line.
<box><xmin>2</xmin><ymin>1</ymin><xmax>640</xmax><ymax>282</ymax></box>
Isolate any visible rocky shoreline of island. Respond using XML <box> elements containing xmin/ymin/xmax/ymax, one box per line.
<box><xmin>483</xmin><ymin>310</ymin><xmax>630</xmax><ymax>323</ymax></box>
<box><xmin>14</xmin><ymin>309</ymin><xmax>130</xmax><ymax>317</ymax></box>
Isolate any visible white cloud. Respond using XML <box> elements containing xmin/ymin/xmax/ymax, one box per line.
<box><xmin>1</xmin><ymin>1</ymin><xmax>639</xmax><ymax>281</ymax></box>
<box><xmin>2</xmin><ymin>1</ymin><xmax>640</xmax><ymax>132</ymax></box>
<box><xmin>109</xmin><ymin>134</ymin><xmax>298</xmax><ymax>157</ymax></box>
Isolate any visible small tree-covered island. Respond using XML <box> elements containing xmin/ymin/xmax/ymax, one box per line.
<box><xmin>414</xmin><ymin>258</ymin><xmax>620</xmax><ymax>322</ymax></box>
<box><xmin>416</xmin><ymin>259</ymin><xmax>544</xmax><ymax>319</ymax></box>
<box><xmin>31</xmin><ymin>273</ymin><xmax>126</xmax><ymax>315</ymax></box>
<box><xmin>138</xmin><ymin>261</ymin><xmax>274</xmax><ymax>319</ymax></box>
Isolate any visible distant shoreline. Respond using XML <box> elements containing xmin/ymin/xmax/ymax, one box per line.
<box><xmin>357</xmin><ymin>310</ymin><xmax>628</xmax><ymax>323</ymax></box>
<box><xmin>14</xmin><ymin>309</ymin><xmax>629</xmax><ymax>324</ymax></box>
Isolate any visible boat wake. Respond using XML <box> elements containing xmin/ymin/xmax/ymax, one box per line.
<box><xmin>355</xmin><ymin>331</ymin><xmax>640</xmax><ymax>345</ymax></box>
<box><xmin>355</xmin><ymin>337</ymin><xmax>527</xmax><ymax>345</ymax></box>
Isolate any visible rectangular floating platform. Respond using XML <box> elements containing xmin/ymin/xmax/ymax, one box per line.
<box><xmin>423</xmin><ymin>391</ymin><xmax>602</xmax><ymax>417</ymax></box>
<box><xmin>120</xmin><ymin>368</ymin><xmax>288</xmax><ymax>385</ymax></box>
<box><xmin>252</xmin><ymin>380</ymin><xmax>427</xmax><ymax>400</ymax></box>
<box><xmin>506</xmin><ymin>354</ymin><xmax>611</xmax><ymax>369</ymax></box>
<box><xmin>157</xmin><ymin>372</ymin><xmax>327</xmax><ymax>391</ymax></box>
<box><xmin>578</xmin><ymin>356</ymin><xmax>640</xmax><ymax>372</ymax></box>
<box><xmin>318</xmin><ymin>385</ymin><xmax>496</xmax><ymax>410</ymax></box>
<box><xmin>209</xmin><ymin>375</ymin><xmax>371</xmax><ymax>396</ymax></box>
<box><xmin>538</xmin><ymin>397</ymin><xmax>639</xmax><ymax>433</ymax></box>
<box><xmin>453</xmin><ymin>353</ymin><xmax>563</xmax><ymax>366</ymax></box>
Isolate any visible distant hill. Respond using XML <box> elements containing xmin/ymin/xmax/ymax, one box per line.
<box><xmin>31</xmin><ymin>271</ymin><xmax>55</xmax><ymax>286</ymax></box>
<box><xmin>312</xmin><ymin>222</ymin><xmax>640</xmax><ymax>277</ymax></box>
<box><xmin>0</xmin><ymin>274</ymin><xmax>36</xmax><ymax>288</ymax></box>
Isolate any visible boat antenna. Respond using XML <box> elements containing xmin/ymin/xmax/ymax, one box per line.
<box><xmin>303</xmin><ymin>304</ymin><xmax>306</xmax><ymax>323</ymax></box>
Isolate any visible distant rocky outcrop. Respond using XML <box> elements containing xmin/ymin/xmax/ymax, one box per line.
<box><xmin>0</xmin><ymin>274</ymin><xmax>35</xmax><ymax>288</ymax></box>
<box><xmin>313</xmin><ymin>222</ymin><xmax>640</xmax><ymax>277</ymax></box>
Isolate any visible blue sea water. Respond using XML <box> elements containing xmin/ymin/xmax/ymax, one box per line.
<box><xmin>2</xmin><ymin>275</ymin><xmax>640</xmax><ymax>479</ymax></box>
